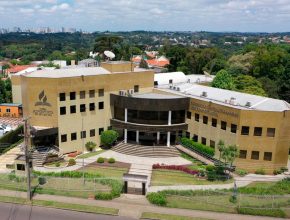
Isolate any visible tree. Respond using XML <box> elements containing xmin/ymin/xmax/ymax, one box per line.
<box><xmin>85</xmin><ymin>141</ymin><xmax>97</xmax><ymax>152</ymax></box>
<box><xmin>93</xmin><ymin>35</ymin><xmax>122</xmax><ymax>54</ymax></box>
<box><xmin>139</xmin><ymin>58</ymin><xmax>149</xmax><ymax>69</ymax></box>
<box><xmin>100</xmin><ymin>130</ymin><xmax>119</xmax><ymax>148</ymax></box>
<box><xmin>227</xmin><ymin>145</ymin><xmax>239</xmax><ymax>166</ymax></box>
<box><xmin>217</xmin><ymin>140</ymin><xmax>225</xmax><ymax>161</ymax></box>
<box><xmin>211</xmin><ymin>69</ymin><xmax>235</xmax><ymax>90</ymax></box>
<box><xmin>234</xmin><ymin>75</ymin><xmax>267</xmax><ymax>96</ymax></box>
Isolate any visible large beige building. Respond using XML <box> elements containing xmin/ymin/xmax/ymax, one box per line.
<box><xmin>11</xmin><ymin>62</ymin><xmax>290</xmax><ymax>173</ymax></box>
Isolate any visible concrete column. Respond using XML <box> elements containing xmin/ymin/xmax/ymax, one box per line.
<box><xmin>168</xmin><ymin>110</ymin><xmax>172</xmax><ymax>125</ymax></box>
<box><xmin>125</xmin><ymin>108</ymin><xmax>128</xmax><ymax>123</ymax></box>
<box><xmin>157</xmin><ymin>132</ymin><xmax>160</xmax><ymax>145</ymax></box>
<box><xmin>136</xmin><ymin>130</ymin><xmax>139</xmax><ymax>143</ymax></box>
<box><xmin>124</xmin><ymin>129</ymin><xmax>127</xmax><ymax>143</ymax></box>
<box><xmin>167</xmin><ymin>131</ymin><xmax>170</xmax><ymax>147</ymax></box>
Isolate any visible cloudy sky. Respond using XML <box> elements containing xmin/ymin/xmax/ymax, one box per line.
<box><xmin>1</xmin><ymin>0</ymin><xmax>290</xmax><ymax>32</ymax></box>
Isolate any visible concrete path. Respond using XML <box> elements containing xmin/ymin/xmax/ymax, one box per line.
<box><xmin>128</xmin><ymin>163</ymin><xmax>152</xmax><ymax>189</ymax></box>
<box><xmin>0</xmin><ymin>144</ymin><xmax>23</xmax><ymax>173</ymax></box>
<box><xmin>0</xmin><ymin>189</ymin><xmax>284</xmax><ymax>220</ymax></box>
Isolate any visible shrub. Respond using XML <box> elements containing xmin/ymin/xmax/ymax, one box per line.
<box><xmin>85</xmin><ymin>141</ymin><xmax>97</xmax><ymax>152</ymax></box>
<box><xmin>100</xmin><ymin>130</ymin><xmax>119</xmax><ymax>148</ymax></box>
<box><xmin>255</xmin><ymin>168</ymin><xmax>265</xmax><ymax>175</ymax></box>
<box><xmin>236</xmin><ymin>169</ymin><xmax>248</xmax><ymax>177</ymax></box>
<box><xmin>181</xmin><ymin>137</ymin><xmax>214</xmax><ymax>156</ymax></box>
<box><xmin>146</xmin><ymin>192</ymin><xmax>167</xmax><ymax>206</ymax></box>
<box><xmin>68</xmin><ymin>159</ymin><xmax>76</xmax><ymax>166</ymax></box>
<box><xmin>206</xmin><ymin>165</ymin><xmax>215</xmax><ymax>172</ymax></box>
<box><xmin>97</xmin><ymin>157</ymin><xmax>105</xmax><ymax>163</ymax></box>
<box><xmin>280</xmin><ymin>167</ymin><xmax>288</xmax><ymax>172</ymax></box>
<box><xmin>273</xmin><ymin>169</ymin><xmax>282</xmax><ymax>175</ymax></box>
<box><xmin>55</xmin><ymin>161</ymin><xmax>61</xmax><ymax>167</ymax></box>
<box><xmin>152</xmin><ymin>164</ymin><xmax>199</xmax><ymax>176</ymax></box>
<box><xmin>108</xmin><ymin>158</ymin><xmax>115</xmax><ymax>164</ymax></box>
<box><xmin>237</xmin><ymin>208</ymin><xmax>286</xmax><ymax>218</ymax></box>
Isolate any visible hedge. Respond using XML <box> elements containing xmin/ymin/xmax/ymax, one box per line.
<box><xmin>146</xmin><ymin>192</ymin><xmax>167</xmax><ymax>206</ymax></box>
<box><xmin>181</xmin><ymin>137</ymin><xmax>215</xmax><ymax>156</ymax></box>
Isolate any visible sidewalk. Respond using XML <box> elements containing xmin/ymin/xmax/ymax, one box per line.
<box><xmin>0</xmin><ymin>189</ymin><xmax>283</xmax><ymax>220</ymax></box>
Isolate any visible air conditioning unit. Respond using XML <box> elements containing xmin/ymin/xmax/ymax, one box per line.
<box><xmin>201</xmin><ymin>91</ymin><xmax>207</xmax><ymax>97</ymax></box>
<box><xmin>169</xmin><ymin>85</ymin><xmax>173</xmax><ymax>89</ymax></box>
<box><xmin>119</xmin><ymin>90</ymin><xmax>126</xmax><ymax>96</ymax></box>
<box><xmin>229</xmin><ymin>97</ymin><xmax>236</xmax><ymax>105</ymax></box>
<box><xmin>187</xmin><ymin>79</ymin><xmax>191</xmax><ymax>83</ymax></box>
<box><xmin>176</xmin><ymin>87</ymin><xmax>180</xmax><ymax>91</ymax></box>
<box><xmin>128</xmin><ymin>89</ymin><xmax>134</xmax><ymax>95</ymax></box>
<box><xmin>245</xmin><ymin>101</ymin><xmax>251</xmax><ymax>107</ymax></box>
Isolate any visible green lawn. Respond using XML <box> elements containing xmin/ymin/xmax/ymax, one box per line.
<box><xmin>77</xmin><ymin>150</ymin><xmax>105</xmax><ymax>159</ymax></box>
<box><xmin>151</xmin><ymin>169</ymin><xmax>233</xmax><ymax>186</ymax></box>
<box><xmin>0</xmin><ymin>195</ymin><xmax>118</xmax><ymax>215</ymax></box>
<box><xmin>141</xmin><ymin>212</ymin><xmax>212</xmax><ymax>220</ymax></box>
<box><xmin>80</xmin><ymin>166</ymin><xmax>128</xmax><ymax>179</ymax></box>
<box><xmin>0</xmin><ymin>174</ymin><xmax>111</xmax><ymax>198</ymax></box>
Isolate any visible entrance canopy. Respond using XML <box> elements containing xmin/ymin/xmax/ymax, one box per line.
<box><xmin>123</xmin><ymin>173</ymin><xmax>148</xmax><ymax>183</ymax></box>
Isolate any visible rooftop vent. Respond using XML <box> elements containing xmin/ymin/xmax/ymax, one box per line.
<box><xmin>245</xmin><ymin>101</ymin><xmax>251</xmax><ymax>107</ymax></box>
<box><xmin>187</xmin><ymin>79</ymin><xmax>191</xmax><ymax>83</ymax></box>
<box><xmin>176</xmin><ymin>87</ymin><xmax>180</xmax><ymax>91</ymax></box>
<box><xmin>169</xmin><ymin>85</ymin><xmax>173</xmax><ymax>89</ymax></box>
<box><xmin>201</xmin><ymin>91</ymin><xmax>207</xmax><ymax>97</ymax></box>
<box><xmin>119</xmin><ymin>90</ymin><xmax>126</xmax><ymax>96</ymax></box>
<box><xmin>229</xmin><ymin>97</ymin><xmax>236</xmax><ymax>105</ymax></box>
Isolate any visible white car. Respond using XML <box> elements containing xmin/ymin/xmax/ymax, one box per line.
<box><xmin>0</xmin><ymin>124</ymin><xmax>12</xmax><ymax>134</ymax></box>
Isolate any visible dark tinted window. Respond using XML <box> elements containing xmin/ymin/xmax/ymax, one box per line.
<box><xmin>203</xmin><ymin>116</ymin><xmax>208</xmax><ymax>124</ymax></box>
<box><xmin>251</xmin><ymin>151</ymin><xmax>259</xmax><ymax>160</ymax></box>
<box><xmin>210</xmin><ymin>140</ymin><xmax>215</xmax><ymax>148</ymax></box>
<box><xmin>70</xmin><ymin>105</ymin><xmax>76</xmax><ymax>114</ymax></box>
<box><xmin>98</xmin><ymin>102</ymin><xmax>104</xmax><ymax>110</ymax></box>
<box><xmin>71</xmin><ymin>133</ymin><xmax>77</xmax><ymax>141</ymax></box>
<box><xmin>254</xmin><ymin>127</ymin><xmax>262</xmax><ymax>136</ymax></box>
<box><xmin>80</xmin><ymin>104</ymin><xmax>86</xmax><ymax>112</ymax></box>
<box><xmin>221</xmin><ymin>121</ymin><xmax>227</xmax><ymax>130</ymax></box>
<box><xmin>193</xmin><ymin>134</ymin><xmax>198</xmax><ymax>142</ymax></box>
<box><xmin>61</xmin><ymin>134</ymin><xmax>67</xmax><ymax>142</ymax></box>
<box><xmin>90</xmin><ymin>129</ymin><xmax>95</xmax><ymax>137</ymax></box>
<box><xmin>89</xmin><ymin>90</ymin><xmax>95</xmax><ymax>98</ymax></box>
<box><xmin>231</xmin><ymin>124</ymin><xmax>237</xmax><ymax>133</ymax></box>
<box><xmin>70</xmin><ymin>92</ymin><xmax>76</xmax><ymax>100</ymax></box>
<box><xmin>89</xmin><ymin>103</ymin><xmax>95</xmax><ymax>111</ymax></box>
<box><xmin>134</xmin><ymin>85</ymin><xmax>139</xmax><ymax>93</ymax></box>
<box><xmin>81</xmin><ymin>131</ymin><xmax>86</xmax><ymax>139</ymax></box>
<box><xmin>212</xmin><ymin>118</ymin><xmax>217</xmax><ymax>127</ymax></box>
<box><xmin>99</xmin><ymin>128</ymin><xmax>104</xmax><ymax>135</ymax></box>
<box><xmin>239</xmin><ymin>150</ymin><xmax>247</xmax><ymax>159</ymax></box>
<box><xmin>201</xmin><ymin>137</ymin><xmax>206</xmax><ymax>145</ymax></box>
<box><xmin>59</xmin><ymin>93</ymin><xmax>65</xmax><ymax>101</ymax></box>
<box><xmin>264</xmin><ymin>152</ymin><xmax>272</xmax><ymax>161</ymax></box>
<box><xmin>60</xmin><ymin>107</ymin><xmax>66</xmax><ymax>115</ymax></box>
<box><xmin>187</xmin><ymin>111</ymin><xmax>192</xmax><ymax>119</ymax></box>
<box><xmin>98</xmin><ymin>89</ymin><xmax>104</xmax><ymax>97</ymax></box>
<box><xmin>195</xmin><ymin>113</ymin><xmax>199</xmax><ymax>122</ymax></box>
<box><xmin>241</xmin><ymin>126</ymin><xmax>250</xmax><ymax>135</ymax></box>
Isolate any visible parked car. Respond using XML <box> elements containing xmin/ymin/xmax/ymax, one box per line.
<box><xmin>0</xmin><ymin>124</ymin><xmax>12</xmax><ymax>134</ymax></box>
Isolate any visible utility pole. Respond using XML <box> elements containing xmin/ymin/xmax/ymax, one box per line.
<box><xmin>82</xmin><ymin>116</ymin><xmax>85</xmax><ymax>185</ymax></box>
<box><xmin>23</xmin><ymin>117</ymin><xmax>32</xmax><ymax>200</ymax></box>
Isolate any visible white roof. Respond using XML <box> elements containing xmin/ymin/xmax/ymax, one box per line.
<box><xmin>157</xmin><ymin>83</ymin><xmax>290</xmax><ymax>112</ymax></box>
<box><xmin>24</xmin><ymin>67</ymin><xmax>111</xmax><ymax>78</ymax></box>
<box><xmin>154</xmin><ymin>72</ymin><xmax>187</xmax><ymax>85</ymax></box>
<box><xmin>186</xmin><ymin>74</ymin><xmax>215</xmax><ymax>83</ymax></box>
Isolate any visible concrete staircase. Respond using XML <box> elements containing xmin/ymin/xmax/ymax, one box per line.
<box><xmin>112</xmin><ymin>142</ymin><xmax>180</xmax><ymax>158</ymax></box>
<box><xmin>31</xmin><ymin>146</ymin><xmax>64</xmax><ymax>167</ymax></box>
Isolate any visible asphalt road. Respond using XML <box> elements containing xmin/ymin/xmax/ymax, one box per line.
<box><xmin>0</xmin><ymin>202</ymin><xmax>133</xmax><ymax>220</ymax></box>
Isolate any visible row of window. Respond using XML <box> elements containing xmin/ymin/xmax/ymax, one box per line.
<box><xmin>190</xmin><ymin>134</ymin><xmax>216</xmax><ymax>148</ymax></box>
<box><xmin>0</xmin><ymin>108</ymin><xmax>11</xmax><ymax>113</ymax></box>
<box><xmin>60</xmin><ymin>102</ymin><xmax>104</xmax><ymax>115</ymax></box>
<box><xmin>239</xmin><ymin>150</ymin><xmax>272</xmax><ymax>161</ymax></box>
<box><xmin>60</xmin><ymin>128</ymin><xmax>105</xmax><ymax>142</ymax></box>
<box><xmin>59</xmin><ymin>89</ymin><xmax>104</xmax><ymax>101</ymax></box>
<box><xmin>187</xmin><ymin>112</ymin><xmax>276</xmax><ymax>137</ymax></box>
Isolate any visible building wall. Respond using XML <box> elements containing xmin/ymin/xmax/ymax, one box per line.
<box><xmin>0</xmin><ymin>105</ymin><xmax>21</xmax><ymax>117</ymax></box>
<box><xmin>11</xmin><ymin>75</ymin><xmax>22</xmax><ymax>104</ymax></box>
<box><xmin>20</xmin><ymin>69</ymin><xmax>154</xmax><ymax>154</ymax></box>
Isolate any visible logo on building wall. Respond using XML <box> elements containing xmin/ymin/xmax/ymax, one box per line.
<box><xmin>35</xmin><ymin>90</ymin><xmax>51</xmax><ymax>107</ymax></box>
<box><xmin>33</xmin><ymin>90</ymin><xmax>53</xmax><ymax>116</ymax></box>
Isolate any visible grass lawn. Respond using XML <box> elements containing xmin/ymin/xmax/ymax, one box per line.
<box><xmin>151</xmin><ymin>169</ymin><xmax>233</xmax><ymax>186</ymax></box>
<box><xmin>0</xmin><ymin>195</ymin><xmax>118</xmax><ymax>215</ymax></box>
<box><xmin>77</xmin><ymin>150</ymin><xmax>105</xmax><ymax>159</ymax></box>
<box><xmin>141</xmin><ymin>212</ymin><xmax>212</xmax><ymax>220</ymax></box>
<box><xmin>0</xmin><ymin>174</ymin><xmax>111</xmax><ymax>198</ymax></box>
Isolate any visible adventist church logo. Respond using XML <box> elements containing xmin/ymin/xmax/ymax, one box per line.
<box><xmin>35</xmin><ymin>90</ymin><xmax>51</xmax><ymax>107</ymax></box>
<box><xmin>33</xmin><ymin>90</ymin><xmax>53</xmax><ymax>116</ymax></box>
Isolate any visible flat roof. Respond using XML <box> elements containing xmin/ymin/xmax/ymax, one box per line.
<box><xmin>0</xmin><ymin>103</ymin><xmax>22</xmax><ymax>107</ymax></box>
<box><xmin>157</xmin><ymin>83</ymin><xmax>290</xmax><ymax>112</ymax></box>
<box><xmin>24</xmin><ymin>67</ymin><xmax>111</xmax><ymax>78</ymax></box>
<box><xmin>132</xmin><ymin>92</ymin><xmax>184</xmax><ymax>99</ymax></box>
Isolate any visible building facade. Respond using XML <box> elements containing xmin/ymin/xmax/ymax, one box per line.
<box><xmin>12</xmin><ymin>62</ymin><xmax>290</xmax><ymax>173</ymax></box>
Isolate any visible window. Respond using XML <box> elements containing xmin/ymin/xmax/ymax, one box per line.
<box><xmin>81</xmin><ymin>131</ymin><xmax>86</xmax><ymax>139</ymax></box>
<box><xmin>59</xmin><ymin>93</ymin><xmax>65</xmax><ymax>101</ymax></box>
<box><xmin>267</xmin><ymin>128</ymin><xmax>275</xmax><ymax>137</ymax></box>
<box><xmin>98</xmin><ymin>102</ymin><xmax>104</xmax><ymax>110</ymax></box>
<box><xmin>90</xmin><ymin>129</ymin><xmax>95</xmax><ymax>137</ymax></box>
<box><xmin>264</xmin><ymin>152</ymin><xmax>272</xmax><ymax>161</ymax></box>
<box><xmin>221</xmin><ymin>121</ymin><xmax>227</xmax><ymax>130</ymax></box>
<box><xmin>193</xmin><ymin>134</ymin><xmax>198</xmax><ymax>142</ymax></box>
<box><xmin>70</xmin><ymin>105</ymin><xmax>76</xmax><ymax>114</ymax></box>
<box><xmin>201</xmin><ymin>137</ymin><xmax>206</xmax><ymax>145</ymax></box>
<box><xmin>231</xmin><ymin>124</ymin><xmax>237</xmax><ymax>133</ymax></box>
<box><xmin>169</xmin><ymin>79</ymin><xmax>173</xmax><ymax>84</ymax></box>
<box><xmin>89</xmin><ymin>103</ymin><xmax>95</xmax><ymax>111</ymax></box>
<box><xmin>6</xmin><ymin>108</ymin><xmax>10</xmax><ymax>113</ymax></box>
<box><xmin>89</xmin><ymin>90</ymin><xmax>95</xmax><ymax>98</ymax></box>
<box><xmin>212</xmin><ymin>118</ymin><xmax>217</xmax><ymax>127</ymax></box>
<box><xmin>251</xmin><ymin>151</ymin><xmax>259</xmax><ymax>160</ymax></box>
<box><xmin>80</xmin><ymin>104</ymin><xmax>86</xmax><ymax>112</ymax></box>
<box><xmin>60</xmin><ymin>107</ymin><xmax>66</xmax><ymax>115</ymax></box>
<box><xmin>203</xmin><ymin>116</ymin><xmax>208</xmax><ymax>124</ymax></box>
<box><xmin>210</xmin><ymin>140</ymin><xmax>215</xmax><ymax>148</ymax></box>
<box><xmin>80</xmin><ymin>91</ymin><xmax>85</xmax><ymax>99</ymax></box>
<box><xmin>254</xmin><ymin>127</ymin><xmax>262</xmax><ymax>136</ymax></box>
<box><xmin>241</xmin><ymin>126</ymin><xmax>250</xmax><ymax>135</ymax></box>
<box><xmin>195</xmin><ymin>113</ymin><xmax>200</xmax><ymax>122</ymax></box>
<box><xmin>186</xmin><ymin>132</ymin><xmax>190</xmax><ymax>138</ymax></box>
<box><xmin>239</xmin><ymin>150</ymin><xmax>247</xmax><ymax>159</ymax></box>
<box><xmin>154</xmin><ymin>81</ymin><xmax>158</xmax><ymax>86</ymax></box>
<box><xmin>71</xmin><ymin>133</ymin><xmax>77</xmax><ymax>141</ymax></box>
<box><xmin>70</xmin><ymin>92</ymin><xmax>76</xmax><ymax>100</ymax></box>
<box><xmin>134</xmin><ymin>85</ymin><xmax>139</xmax><ymax>93</ymax></box>
<box><xmin>187</xmin><ymin>111</ymin><xmax>192</xmax><ymax>119</ymax></box>
<box><xmin>98</xmin><ymin>89</ymin><xmax>104</xmax><ymax>97</ymax></box>
<box><xmin>61</xmin><ymin>134</ymin><xmax>67</xmax><ymax>142</ymax></box>
<box><xmin>17</xmin><ymin>164</ymin><xmax>25</xmax><ymax>171</ymax></box>
<box><xmin>99</xmin><ymin>128</ymin><xmax>104</xmax><ymax>135</ymax></box>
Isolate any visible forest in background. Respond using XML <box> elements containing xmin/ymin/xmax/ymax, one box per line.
<box><xmin>0</xmin><ymin>31</ymin><xmax>289</xmax><ymax>103</ymax></box>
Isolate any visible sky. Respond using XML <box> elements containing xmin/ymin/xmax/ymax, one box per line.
<box><xmin>0</xmin><ymin>0</ymin><xmax>290</xmax><ymax>32</ymax></box>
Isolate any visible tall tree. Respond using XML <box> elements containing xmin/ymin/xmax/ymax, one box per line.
<box><xmin>211</xmin><ymin>69</ymin><xmax>235</xmax><ymax>90</ymax></box>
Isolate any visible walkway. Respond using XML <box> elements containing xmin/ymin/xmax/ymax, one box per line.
<box><xmin>0</xmin><ymin>144</ymin><xmax>23</xmax><ymax>173</ymax></box>
<box><xmin>128</xmin><ymin>163</ymin><xmax>152</xmax><ymax>190</ymax></box>
<box><xmin>0</xmin><ymin>190</ymin><xmax>283</xmax><ymax>220</ymax></box>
